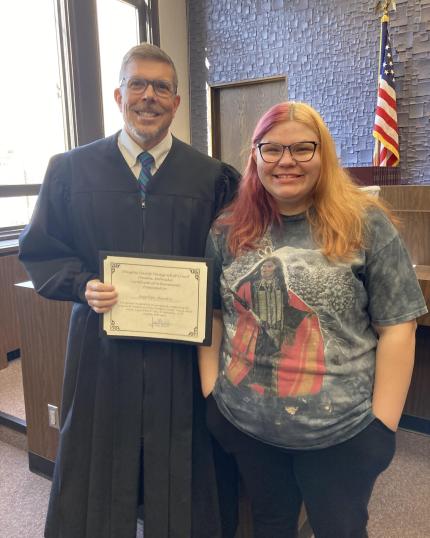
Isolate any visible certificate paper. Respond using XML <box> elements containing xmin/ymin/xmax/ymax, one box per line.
<box><xmin>101</xmin><ymin>252</ymin><xmax>213</xmax><ymax>344</ymax></box>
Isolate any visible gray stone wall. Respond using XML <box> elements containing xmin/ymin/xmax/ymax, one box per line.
<box><xmin>188</xmin><ymin>0</ymin><xmax>430</xmax><ymax>184</ymax></box>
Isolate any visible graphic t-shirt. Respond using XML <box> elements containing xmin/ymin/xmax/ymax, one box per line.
<box><xmin>206</xmin><ymin>209</ymin><xmax>427</xmax><ymax>449</ymax></box>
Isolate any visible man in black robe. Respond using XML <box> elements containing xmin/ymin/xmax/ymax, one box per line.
<box><xmin>19</xmin><ymin>43</ymin><xmax>239</xmax><ymax>538</ymax></box>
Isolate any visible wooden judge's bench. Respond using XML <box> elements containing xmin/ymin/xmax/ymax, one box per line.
<box><xmin>3</xmin><ymin>168</ymin><xmax>429</xmax><ymax>537</ymax></box>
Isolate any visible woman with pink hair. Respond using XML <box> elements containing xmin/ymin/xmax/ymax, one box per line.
<box><xmin>199</xmin><ymin>101</ymin><xmax>426</xmax><ymax>537</ymax></box>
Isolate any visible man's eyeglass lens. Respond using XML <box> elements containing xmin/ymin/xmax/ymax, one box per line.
<box><xmin>258</xmin><ymin>142</ymin><xmax>317</xmax><ymax>163</ymax></box>
<box><xmin>124</xmin><ymin>78</ymin><xmax>175</xmax><ymax>97</ymax></box>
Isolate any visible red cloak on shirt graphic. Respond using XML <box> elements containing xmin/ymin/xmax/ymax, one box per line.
<box><xmin>226</xmin><ymin>257</ymin><xmax>325</xmax><ymax>397</ymax></box>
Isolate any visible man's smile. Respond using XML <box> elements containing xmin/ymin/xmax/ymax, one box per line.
<box><xmin>133</xmin><ymin>109</ymin><xmax>161</xmax><ymax>119</ymax></box>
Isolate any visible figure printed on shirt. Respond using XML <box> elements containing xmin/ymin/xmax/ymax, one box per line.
<box><xmin>226</xmin><ymin>256</ymin><xmax>325</xmax><ymax>397</ymax></box>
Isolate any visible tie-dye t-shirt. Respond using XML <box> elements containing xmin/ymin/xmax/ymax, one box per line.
<box><xmin>206</xmin><ymin>209</ymin><xmax>427</xmax><ymax>449</ymax></box>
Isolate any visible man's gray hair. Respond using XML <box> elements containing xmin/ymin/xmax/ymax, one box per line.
<box><xmin>119</xmin><ymin>42</ymin><xmax>178</xmax><ymax>93</ymax></box>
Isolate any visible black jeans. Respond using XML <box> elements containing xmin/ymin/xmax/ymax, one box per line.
<box><xmin>206</xmin><ymin>395</ymin><xmax>396</xmax><ymax>538</ymax></box>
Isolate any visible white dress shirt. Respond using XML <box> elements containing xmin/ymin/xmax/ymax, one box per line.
<box><xmin>117</xmin><ymin>129</ymin><xmax>173</xmax><ymax>179</ymax></box>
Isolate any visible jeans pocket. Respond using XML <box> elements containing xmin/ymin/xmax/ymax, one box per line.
<box><xmin>372</xmin><ymin>417</ymin><xmax>396</xmax><ymax>435</ymax></box>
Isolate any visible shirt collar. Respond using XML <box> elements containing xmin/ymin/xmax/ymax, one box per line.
<box><xmin>118</xmin><ymin>129</ymin><xmax>173</xmax><ymax>172</ymax></box>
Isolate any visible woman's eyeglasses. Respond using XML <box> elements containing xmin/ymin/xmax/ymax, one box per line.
<box><xmin>256</xmin><ymin>141</ymin><xmax>318</xmax><ymax>163</ymax></box>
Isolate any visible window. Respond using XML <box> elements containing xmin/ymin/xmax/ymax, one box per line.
<box><xmin>97</xmin><ymin>0</ymin><xmax>140</xmax><ymax>135</ymax></box>
<box><xmin>0</xmin><ymin>0</ymin><xmax>158</xmax><ymax>236</ymax></box>
<box><xmin>0</xmin><ymin>0</ymin><xmax>67</xmax><ymax>228</ymax></box>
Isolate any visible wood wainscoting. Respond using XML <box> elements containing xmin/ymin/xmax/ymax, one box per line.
<box><xmin>0</xmin><ymin>248</ymin><xmax>28</xmax><ymax>370</ymax></box>
<box><xmin>14</xmin><ymin>282</ymin><xmax>71</xmax><ymax>463</ymax></box>
<box><xmin>380</xmin><ymin>185</ymin><xmax>430</xmax><ymax>266</ymax></box>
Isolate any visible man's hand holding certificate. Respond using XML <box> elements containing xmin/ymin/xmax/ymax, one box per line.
<box><xmin>99</xmin><ymin>253</ymin><xmax>213</xmax><ymax>344</ymax></box>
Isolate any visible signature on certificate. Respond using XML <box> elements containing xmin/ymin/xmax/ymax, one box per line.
<box><xmin>152</xmin><ymin>317</ymin><xmax>171</xmax><ymax>329</ymax></box>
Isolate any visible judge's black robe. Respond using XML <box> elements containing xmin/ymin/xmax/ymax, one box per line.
<box><xmin>19</xmin><ymin>134</ymin><xmax>240</xmax><ymax>538</ymax></box>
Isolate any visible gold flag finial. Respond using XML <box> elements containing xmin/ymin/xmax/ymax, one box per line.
<box><xmin>375</xmin><ymin>1</ymin><xmax>396</xmax><ymax>15</ymax></box>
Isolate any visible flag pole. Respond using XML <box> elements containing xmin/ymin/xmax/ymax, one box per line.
<box><xmin>376</xmin><ymin>3</ymin><xmax>391</xmax><ymax>85</ymax></box>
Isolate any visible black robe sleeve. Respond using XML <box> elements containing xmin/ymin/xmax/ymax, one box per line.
<box><xmin>214</xmin><ymin>162</ymin><xmax>240</xmax><ymax>217</ymax></box>
<box><xmin>19</xmin><ymin>154</ymin><xmax>98</xmax><ymax>303</ymax></box>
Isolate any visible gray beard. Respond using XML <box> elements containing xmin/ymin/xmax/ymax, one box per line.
<box><xmin>128</xmin><ymin>124</ymin><xmax>164</xmax><ymax>148</ymax></box>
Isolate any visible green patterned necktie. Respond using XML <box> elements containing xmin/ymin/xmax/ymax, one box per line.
<box><xmin>137</xmin><ymin>151</ymin><xmax>154</xmax><ymax>202</ymax></box>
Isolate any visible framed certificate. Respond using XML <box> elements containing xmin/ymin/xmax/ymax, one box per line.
<box><xmin>100</xmin><ymin>252</ymin><xmax>213</xmax><ymax>345</ymax></box>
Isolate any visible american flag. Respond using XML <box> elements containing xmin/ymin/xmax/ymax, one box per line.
<box><xmin>373</xmin><ymin>15</ymin><xmax>399</xmax><ymax>166</ymax></box>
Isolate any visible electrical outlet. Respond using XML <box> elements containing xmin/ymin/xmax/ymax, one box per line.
<box><xmin>48</xmin><ymin>404</ymin><xmax>59</xmax><ymax>429</ymax></box>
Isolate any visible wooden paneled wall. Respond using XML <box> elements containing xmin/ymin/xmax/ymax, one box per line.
<box><xmin>15</xmin><ymin>283</ymin><xmax>72</xmax><ymax>461</ymax></box>
<box><xmin>380</xmin><ymin>185</ymin><xmax>430</xmax><ymax>266</ymax></box>
<box><xmin>404</xmin><ymin>326</ymin><xmax>430</xmax><ymax>419</ymax></box>
<box><xmin>0</xmin><ymin>250</ymin><xmax>28</xmax><ymax>369</ymax></box>
<box><xmin>415</xmin><ymin>266</ymin><xmax>430</xmax><ymax>327</ymax></box>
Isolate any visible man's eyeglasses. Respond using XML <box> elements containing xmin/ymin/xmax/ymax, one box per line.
<box><xmin>120</xmin><ymin>77</ymin><xmax>176</xmax><ymax>98</ymax></box>
<box><xmin>256</xmin><ymin>141</ymin><xmax>318</xmax><ymax>163</ymax></box>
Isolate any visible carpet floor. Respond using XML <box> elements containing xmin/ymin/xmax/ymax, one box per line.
<box><xmin>0</xmin><ymin>425</ymin><xmax>429</xmax><ymax>538</ymax></box>
<box><xmin>0</xmin><ymin>358</ymin><xmax>26</xmax><ymax>420</ymax></box>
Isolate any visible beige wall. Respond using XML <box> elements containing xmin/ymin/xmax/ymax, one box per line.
<box><xmin>158</xmin><ymin>0</ymin><xmax>190</xmax><ymax>143</ymax></box>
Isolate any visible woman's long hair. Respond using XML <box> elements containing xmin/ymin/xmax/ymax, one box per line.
<box><xmin>217</xmin><ymin>101</ymin><xmax>394</xmax><ymax>260</ymax></box>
